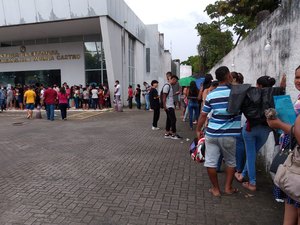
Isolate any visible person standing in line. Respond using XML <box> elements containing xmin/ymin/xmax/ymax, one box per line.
<box><xmin>127</xmin><ymin>85</ymin><xmax>133</xmax><ymax>109</ymax></box>
<box><xmin>196</xmin><ymin>66</ymin><xmax>241</xmax><ymax>197</ymax></box>
<box><xmin>149</xmin><ymin>80</ymin><xmax>160</xmax><ymax>130</ymax></box>
<box><xmin>134</xmin><ymin>84</ymin><xmax>141</xmax><ymax>109</ymax></box>
<box><xmin>23</xmin><ymin>85</ymin><xmax>36</xmax><ymax>119</ymax></box>
<box><xmin>91</xmin><ymin>85</ymin><xmax>99</xmax><ymax>110</ymax></box>
<box><xmin>44</xmin><ymin>86</ymin><xmax>58</xmax><ymax>121</ymax></box>
<box><xmin>98</xmin><ymin>86</ymin><xmax>105</xmax><ymax>110</ymax></box>
<box><xmin>162</xmin><ymin>74</ymin><xmax>182</xmax><ymax>140</ymax></box>
<box><xmin>186</xmin><ymin>81</ymin><xmax>199</xmax><ymax>130</ymax></box>
<box><xmin>82</xmin><ymin>88</ymin><xmax>89</xmax><ymax>110</ymax></box>
<box><xmin>143</xmin><ymin>82</ymin><xmax>151</xmax><ymax>110</ymax></box>
<box><xmin>57</xmin><ymin>87</ymin><xmax>68</xmax><ymax>120</ymax></box>
<box><xmin>6</xmin><ymin>87</ymin><xmax>13</xmax><ymax>110</ymax></box>
<box><xmin>114</xmin><ymin>80</ymin><xmax>123</xmax><ymax>112</ymax></box>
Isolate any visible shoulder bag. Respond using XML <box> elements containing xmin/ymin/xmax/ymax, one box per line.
<box><xmin>274</xmin><ymin>138</ymin><xmax>300</xmax><ymax>202</ymax></box>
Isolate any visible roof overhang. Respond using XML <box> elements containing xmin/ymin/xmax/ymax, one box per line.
<box><xmin>0</xmin><ymin>17</ymin><xmax>101</xmax><ymax>43</ymax></box>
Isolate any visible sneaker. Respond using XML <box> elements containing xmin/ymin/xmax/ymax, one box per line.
<box><xmin>164</xmin><ymin>133</ymin><xmax>171</xmax><ymax>139</ymax></box>
<box><xmin>152</xmin><ymin>126</ymin><xmax>160</xmax><ymax>130</ymax></box>
<box><xmin>171</xmin><ymin>134</ymin><xmax>182</xmax><ymax>140</ymax></box>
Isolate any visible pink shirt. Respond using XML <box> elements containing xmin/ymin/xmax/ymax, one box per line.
<box><xmin>57</xmin><ymin>92</ymin><xmax>68</xmax><ymax>104</ymax></box>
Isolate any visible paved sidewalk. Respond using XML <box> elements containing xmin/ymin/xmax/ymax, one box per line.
<box><xmin>0</xmin><ymin>109</ymin><xmax>283</xmax><ymax>225</ymax></box>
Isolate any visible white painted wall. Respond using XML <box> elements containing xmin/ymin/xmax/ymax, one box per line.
<box><xmin>209</xmin><ymin>0</ymin><xmax>300</xmax><ymax>102</ymax></box>
<box><xmin>0</xmin><ymin>42</ymin><xmax>85</xmax><ymax>85</ymax></box>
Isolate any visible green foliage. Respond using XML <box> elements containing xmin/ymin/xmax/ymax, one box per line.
<box><xmin>181</xmin><ymin>55</ymin><xmax>201</xmax><ymax>74</ymax></box>
<box><xmin>205</xmin><ymin>0</ymin><xmax>279</xmax><ymax>44</ymax></box>
<box><xmin>195</xmin><ymin>21</ymin><xmax>233</xmax><ymax>72</ymax></box>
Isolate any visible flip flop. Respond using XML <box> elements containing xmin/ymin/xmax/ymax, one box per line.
<box><xmin>234</xmin><ymin>172</ymin><xmax>243</xmax><ymax>183</ymax></box>
<box><xmin>209</xmin><ymin>188</ymin><xmax>221</xmax><ymax>197</ymax></box>
<box><xmin>242</xmin><ymin>182</ymin><xmax>256</xmax><ymax>191</ymax></box>
<box><xmin>224</xmin><ymin>187</ymin><xmax>239</xmax><ymax>195</ymax></box>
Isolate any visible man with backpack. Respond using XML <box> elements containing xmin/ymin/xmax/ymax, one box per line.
<box><xmin>196</xmin><ymin>66</ymin><xmax>241</xmax><ymax>197</ymax></box>
<box><xmin>162</xmin><ymin>73</ymin><xmax>182</xmax><ymax>140</ymax></box>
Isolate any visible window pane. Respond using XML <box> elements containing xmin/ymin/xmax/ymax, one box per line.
<box><xmin>86</xmin><ymin>70</ymin><xmax>101</xmax><ymax>86</ymax></box>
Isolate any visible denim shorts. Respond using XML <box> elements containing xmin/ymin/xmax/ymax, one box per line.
<box><xmin>26</xmin><ymin>103</ymin><xmax>35</xmax><ymax>110</ymax></box>
<box><xmin>204</xmin><ymin>136</ymin><xmax>236</xmax><ymax>168</ymax></box>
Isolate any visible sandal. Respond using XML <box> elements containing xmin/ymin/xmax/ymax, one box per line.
<box><xmin>242</xmin><ymin>182</ymin><xmax>256</xmax><ymax>191</ymax></box>
<box><xmin>209</xmin><ymin>188</ymin><xmax>221</xmax><ymax>197</ymax></box>
<box><xmin>224</xmin><ymin>187</ymin><xmax>239</xmax><ymax>195</ymax></box>
<box><xmin>234</xmin><ymin>172</ymin><xmax>243</xmax><ymax>183</ymax></box>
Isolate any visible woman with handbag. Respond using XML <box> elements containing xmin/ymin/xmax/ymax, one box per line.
<box><xmin>267</xmin><ymin>66</ymin><xmax>300</xmax><ymax>225</ymax></box>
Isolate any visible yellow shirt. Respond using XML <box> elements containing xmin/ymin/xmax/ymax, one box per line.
<box><xmin>24</xmin><ymin>90</ymin><xmax>36</xmax><ymax>104</ymax></box>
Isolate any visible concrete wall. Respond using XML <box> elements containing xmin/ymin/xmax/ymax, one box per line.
<box><xmin>209</xmin><ymin>0</ymin><xmax>300</xmax><ymax>101</ymax></box>
<box><xmin>208</xmin><ymin>0</ymin><xmax>300</xmax><ymax>170</ymax></box>
<box><xmin>0</xmin><ymin>42</ymin><xmax>85</xmax><ymax>86</ymax></box>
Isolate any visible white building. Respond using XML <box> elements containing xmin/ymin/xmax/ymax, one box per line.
<box><xmin>0</xmin><ymin>0</ymin><xmax>171</xmax><ymax>104</ymax></box>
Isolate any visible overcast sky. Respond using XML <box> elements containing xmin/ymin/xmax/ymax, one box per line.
<box><xmin>124</xmin><ymin>0</ymin><xmax>215</xmax><ymax>62</ymax></box>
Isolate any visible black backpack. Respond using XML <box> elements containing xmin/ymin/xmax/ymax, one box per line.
<box><xmin>160</xmin><ymin>84</ymin><xmax>171</xmax><ymax>109</ymax></box>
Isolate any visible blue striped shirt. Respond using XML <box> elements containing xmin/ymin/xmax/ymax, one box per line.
<box><xmin>202</xmin><ymin>85</ymin><xmax>241</xmax><ymax>137</ymax></box>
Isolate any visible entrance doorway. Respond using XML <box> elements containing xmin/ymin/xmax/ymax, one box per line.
<box><xmin>0</xmin><ymin>70</ymin><xmax>61</xmax><ymax>87</ymax></box>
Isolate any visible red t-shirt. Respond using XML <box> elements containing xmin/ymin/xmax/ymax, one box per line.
<box><xmin>128</xmin><ymin>88</ymin><xmax>133</xmax><ymax>98</ymax></box>
<box><xmin>44</xmin><ymin>88</ymin><xmax>57</xmax><ymax>104</ymax></box>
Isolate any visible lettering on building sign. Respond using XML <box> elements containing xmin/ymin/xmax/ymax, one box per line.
<box><xmin>0</xmin><ymin>47</ymin><xmax>81</xmax><ymax>64</ymax></box>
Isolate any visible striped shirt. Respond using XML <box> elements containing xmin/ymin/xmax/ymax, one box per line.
<box><xmin>202</xmin><ymin>85</ymin><xmax>241</xmax><ymax>137</ymax></box>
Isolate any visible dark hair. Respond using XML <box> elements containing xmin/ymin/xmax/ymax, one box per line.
<box><xmin>60</xmin><ymin>87</ymin><xmax>66</xmax><ymax>94</ymax></box>
<box><xmin>203</xmin><ymin>74</ymin><xmax>213</xmax><ymax>90</ymax></box>
<box><xmin>238</xmin><ymin>73</ymin><xmax>244</xmax><ymax>84</ymax></box>
<box><xmin>231</xmin><ymin>71</ymin><xmax>244</xmax><ymax>84</ymax></box>
<box><xmin>137</xmin><ymin>84</ymin><xmax>140</xmax><ymax>88</ymax></box>
<box><xmin>211</xmin><ymin>80</ymin><xmax>219</xmax><ymax>87</ymax></box>
<box><xmin>189</xmin><ymin>81</ymin><xmax>198</xmax><ymax>97</ymax></box>
<box><xmin>151</xmin><ymin>80</ymin><xmax>158</xmax><ymax>86</ymax></box>
<box><xmin>256</xmin><ymin>76</ymin><xmax>276</xmax><ymax>87</ymax></box>
<box><xmin>170</xmin><ymin>75</ymin><xmax>179</xmax><ymax>80</ymax></box>
<box><xmin>129</xmin><ymin>85</ymin><xmax>132</xmax><ymax>88</ymax></box>
<box><xmin>115</xmin><ymin>80</ymin><xmax>119</xmax><ymax>84</ymax></box>
<box><xmin>215</xmin><ymin>66</ymin><xmax>230</xmax><ymax>82</ymax></box>
<box><xmin>296</xmin><ymin>65</ymin><xmax>300</xmax><ymax>72</ymax></box>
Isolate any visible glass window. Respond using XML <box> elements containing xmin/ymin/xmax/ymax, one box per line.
<box><xmin>84</xmin><ymin>42</ymin><xmax>106</xmax><ymax>86</ymax></box>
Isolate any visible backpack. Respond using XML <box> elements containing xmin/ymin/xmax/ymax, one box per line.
<box><xmin>160</xmin><ymin>84</ymin><xmax>171</xmax><ymax>109</ymax></box>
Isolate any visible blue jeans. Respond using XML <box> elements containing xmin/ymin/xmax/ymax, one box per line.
<box><xmin>92</xmin><ymin>98</ymin><xmax>98</xmax><ymax>109</ymax></box>
<box><xmin>188</xmin><ymin>101</ymin><xmax>199</xmax><ymax>128</ymax></box>
<box><xmin>241</xmin><ymin>125</ymin><xmax>271</xmax><ymax>185</ymax></box>
<box><xmin>135</xmin><ymin>97</ymin><xmax>141</xmax><ymax>109</ymax></box>
<box><xmin>236</xmin><ymin>132</ymin><xmax>246</xmax><ymax>172</ymax></box>
<box><xmin>46</xmin><ymin>104</ymin><xmax>55</xmax><ymax>121</ymax></box>
<box><xmin>74</xmin><ymin>97</ymin><xmax>79</xmax><ymax>109</ymax></box>
<box><xmin>145</xmin><ymin>94</ymin><xmax>150</xmax><ymax>110</ymax></box>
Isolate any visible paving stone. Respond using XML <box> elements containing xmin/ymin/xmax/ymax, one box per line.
<box><xmin>0</xmin><ymin>110</ymin><xmax>284</xmax><ymax>225</ymax></box>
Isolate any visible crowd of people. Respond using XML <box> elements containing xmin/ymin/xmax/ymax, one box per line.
<box><xmin>0</xmin><ymin>82</ymin><xmax>112</xmax><ymax>120</ymax></box>
<box><xmin>138</xmin><ymin>69</ymin><xmax>299</xmax><ymax>225</ymax></box>
<box><xmin>0</xmin><ymin>68</ymin><xmax>299</xmax><ymax>224</ymax></box>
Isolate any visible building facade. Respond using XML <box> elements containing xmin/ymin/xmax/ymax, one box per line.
<box><xmin>0</xmin><ymin>0</ymin><xmax>171</xmax><ymax>104</ymax></box>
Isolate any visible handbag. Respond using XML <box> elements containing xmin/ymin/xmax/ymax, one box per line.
<box><xmin>270</xmin><ymin>126</ymin><xmax>296</xmax><ymax>173</ymax></box>
<box><xmin>274</xmin><ymin>144</ymin><xmax>300</xmax><ymax>202</ymax></box>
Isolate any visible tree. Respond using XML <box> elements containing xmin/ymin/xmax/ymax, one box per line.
<box><xmin>205</xmin><ymin>0</ymin><xmax>279</xmax><ymax>46</ymax></box>
<box><xmin>195</xmin><ymin>21</ymin><xmax>233</xmax><ymax>72</ymax></box>
<box><xmin>181</xmin><ymin>55</ymin><xmax>201</xmax><ymax>74</ymax></box>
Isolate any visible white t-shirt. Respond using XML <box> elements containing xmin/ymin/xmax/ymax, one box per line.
<box><xmin>163</xmin><ymin>83</ymin><xmax>174</xmax><ymax>109</ymax></box>
<box><xmin>115</xmin><ymin>84</ymin><xmax>121</xmax><ymax>96</ymax></box>
<box><xmin>91</xmin><ymin>89</ymin><xmax>98</xmax><ymax>99</ymax></box>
